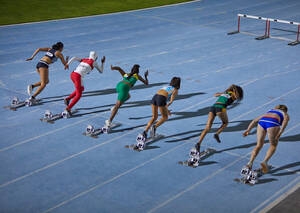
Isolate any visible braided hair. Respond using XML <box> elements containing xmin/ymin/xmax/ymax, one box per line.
<box><xmin>127</xmin><ymin>64</ymin><xmax>140</xmax><ymax>80</ymax></box>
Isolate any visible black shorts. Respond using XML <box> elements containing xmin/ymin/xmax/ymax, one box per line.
<box><xmin>151</xmin><ymin>94</ymin><xmax>167</xmax><ymax>106</ymax></box>
<box><xmin>209</xmin><ymin>106</ymin><xmax>226</xmax><ymax>116</ymax></box>
<box><xmin>36</xmin><ymin>61</ymin><xmax>49</xmax><ymax>69</ymax></box>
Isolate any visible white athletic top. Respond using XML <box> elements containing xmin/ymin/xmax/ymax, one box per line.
<box><xmin>68</xmin><ymin>57</ymin><xmax>104</xmax><ymax>78</ymax></box>
<box><xmin>67</xmin><ymin>51</ymin><xmax>104</xmax><ymax>85</ymax></box>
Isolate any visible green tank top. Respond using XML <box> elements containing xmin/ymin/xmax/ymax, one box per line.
<box><xmin>122</xmin><ymin>73</ymin><xmax>138</xmax><ymax>87</ymax></box>
<box><xmin>213</xmin><ymin>91</ymin><xmax>234</xmax><ymax>108</ymax></box>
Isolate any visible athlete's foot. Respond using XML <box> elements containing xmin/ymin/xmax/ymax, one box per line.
<box><xmin>195</xmin><ymin>143</ymin><xmax>201</xmax><ymax>152</ymax></box>
<box><xmin>260</xmin><ymin>162</ymin><xmax>269</xmax><ymax>174</ymax></box>
<box><xmin>105</xmin><ymin>120</ymin><xmax>112</xmax><ymax>128</ymax></box>
<box><xmin>65</xmin><ymin>108</ymin><xmax>72</xmax><ymax>117</ymax></box>
<box><xmin>150</xmin><ymin>125</ymin><xmax>156</xmax><ymax>138</ymax></box>
<box><xmin>64</xmin><ymin>98</ymin><xmax>70</xmax><ymax>106</ymax></box>
<box><xmin>29</xmin><ymin>96</ymin><xmax>37</xmax><ymax>104</ymax></box>
<box><xmin>214</xmin><ymin>134</ymin><xmax>221</xmax><ymax>143</ymax></box>
<box><xmin>142</xmin><ymin>131</ymin><xmax>148</xmax><ymax>140</ymax></box>
<box><xmin>27</xmin><ymin>85</ymin><xmax>33</xmax><ymax>96</ymax></box>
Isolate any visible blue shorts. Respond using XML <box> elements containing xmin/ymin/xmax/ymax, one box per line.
<box><xmin>258</xmin><ymin>117</ymin><xmax>280</xmax><ymax>130</ymax></box>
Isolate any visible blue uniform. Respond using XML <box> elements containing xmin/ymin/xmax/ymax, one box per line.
<box><xmin>36</xmin><ymin>49</ymin><xmax>58</xmax><ymax>69</ymax></box>
<box><xmin>258</xmin><ymin>109</ymin><xmax>285</xmax><ymax>130</ymax></box>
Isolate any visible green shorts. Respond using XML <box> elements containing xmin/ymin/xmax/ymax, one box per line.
<box><xmin>116</xmin><ymin>81</ymin><xmax>130</xmax><ymax>102</ymax></box>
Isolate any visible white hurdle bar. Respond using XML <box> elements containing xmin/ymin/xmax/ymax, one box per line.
<box><xmin>228</xmin><ymin>14</ymin><xmax>300</xmax><ymax>46</ymax></box>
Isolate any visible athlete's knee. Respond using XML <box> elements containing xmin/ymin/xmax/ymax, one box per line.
<box><xmin>162</xmin><ymin>114</ymin><xmax>168</xmax><ymax>121</ymax></box>
<box><xmin>40</xmin><ymin>82</ymin><xmax>47</xmax><ymax>88</ymax></box>
<box><xmin>222</xmin><ymin>121</ymin><xmax>228</xmax><ymax>127</ymax></box>
<box><xmin>152</xmin><ymin>114</ymin><xmax>158</xmax><ymax>121</ymax></box>
<box><xmin>204</xmin><ymin>125</ymin><xmax>211</xmax><ymax>132</ymax></box>
<box><xmin>255</xmin><ymin>144</ymin><xmax>263</xmax><ymax>151</ymax></box>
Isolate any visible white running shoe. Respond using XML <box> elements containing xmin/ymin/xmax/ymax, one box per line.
<box><xmin>105</xmin><ymin>120</ymin><xmax>112</xmax><ymax>128</ymax></box>
<box><xmin>27</xmin><ymin>85</ymin><xmax>33</xmax><ymax>96</ymax></box>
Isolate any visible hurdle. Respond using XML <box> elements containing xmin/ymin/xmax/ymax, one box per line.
<box><xmin>228</xmin><ymin>14</ymin><xmax>300</xmax><ymax>46</ymax></box>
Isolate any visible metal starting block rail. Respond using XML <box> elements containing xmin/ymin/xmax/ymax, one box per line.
<box><xmin>228</xmin><ymin>14</ymin><xmax>300</xmax><ymax>46</ymax></box>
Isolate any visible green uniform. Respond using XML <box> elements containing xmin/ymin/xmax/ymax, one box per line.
<box><xmin>116</xmin><ymin>73</ymin><xmax>138</xmax><ymax>102</ymax></box>
<box><xmin>212</xmin><ymin>91</ymin><xmax>234</xmax><ymax>109</ymax></box>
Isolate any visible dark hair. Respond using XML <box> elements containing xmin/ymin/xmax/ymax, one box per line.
<box><xmin>226</xmin><ymin>84</ymin><xmax>243</xmax><ymax>100</ymax></box>
<box><xmin>275</xmin><ymin>104</ymin><xmax>288</xmax><ymax>112</ymax></box>
<box><xmin>52</xmin><ymin>42</ymin><xmax>64</xmax><ymax>50</ymax></box>
<box><xmin>170</xmin><ymin>77</ymin><xmax>181</xmax><ymax>89</ymax></box>
<box><xmin>127</xmin><ymin>64</ymin><xmax>140</xmax><ymax>80</ymax></box>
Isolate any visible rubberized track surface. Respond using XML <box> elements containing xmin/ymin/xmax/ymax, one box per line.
<box><xmin>0</xmin><ymin>0</ymin><xmax>299</xmax><ymax>212</ymax></box>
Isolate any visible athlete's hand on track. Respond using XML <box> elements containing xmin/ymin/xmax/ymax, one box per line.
<box><xmin>243</xmin><ymin>130</ymin><xmax>249</xmax><ymax>137</ymax></box>
<box><xmin>110</xmin><ymin>65</ymin><xmax>115</xmax><ymax>70</ymax></box>
<box><xmin>101</xmin><ymin>56</ymin><xmax>106</xmax><ymax>63</ymax></box>
<box><xmin>26</xmin><ymin>57</ymin><xmax>33</xmax><ymax>61</ymax></box>
<box><xmin>144</xmin><ymin>70</ymin><xmax>149</xmax><ymax>77</ymax></box>
<box><xmin>64</xmin><ymin>64</ymin><xmax>69</xmax><ymax>70</ymax></box>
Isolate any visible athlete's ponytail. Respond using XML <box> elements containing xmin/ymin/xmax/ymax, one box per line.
<box><xmin>127</xmin><ymin>64</ymin><xmax>140</xmax><ymax>80</ymax></box>
<box><xmin>52</xmin><ymin>42</ymin><xmax>64</xmax><ymax>50</ymax></box>
<box><xmin>170</xmin><ymin>77</ymin><xmax>181</xmax><ymax>89</ymax></box>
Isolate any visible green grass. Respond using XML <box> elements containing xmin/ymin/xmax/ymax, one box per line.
<box><xmin>0</xmin><ymin>0</ymin><xmax>193</xmax><ymax>25</ymax></box>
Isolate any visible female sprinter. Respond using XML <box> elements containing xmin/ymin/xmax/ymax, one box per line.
<box><xmin>105</xmin><ymin>64</ymin><xmax>149</xmax><ymax>128</ymax></box>
<box><xmin>26</xmin><ymin>42</ymin><xmax>68</xmax><ymax>104</ymax></box>
<box><xmin>141</xmin><ymin>77</ymin><xmax>181</xmax><ymax>140</ymax></box>
<box><xmin>63</xmin><ymin>51</ymin><xmax>105</xmax><ymax>116</ymax></box>
<box><xmin>194</xmin><ymin>84</ymin><xmax>244</xmax><ymax>152</ymax></box>
<box><xmin>243</xmin><ymin>105</ymin><xmax>289</xmax><ymax>173</ymax></box>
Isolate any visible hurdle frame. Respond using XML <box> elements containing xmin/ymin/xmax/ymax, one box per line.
<box><xmin>228</xmin><ymin>14</ymin><xmax>300</xmax><ymax>46</ymax></box>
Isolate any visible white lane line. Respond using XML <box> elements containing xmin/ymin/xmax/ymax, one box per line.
<box><xmin>42</xmin><ymin>141</ymin><xmax>187</xmax><ymax>213</ymax></box>
<box><xmin>148</xmin><ymin>154</ymin><xmax>249</xmax><ymax>213</ymax></box>
<box><xmin>251</xmin><ymin>176</ymin><xmax>300</xmax><ymax>213</ymax></box>
<box><xmin>0</xmin><ymin>114</ymin><xmax>102</xmax><ymax>152</ymax></box>
<box><xmin>0</xmin><ymin>0</ymin><xmax>203</xmax><ymax>27</ymax></box>
<box><xmin>0</xmin><ymin>127</ymin><xmax>139</xmax><ymax>189</ymax></box>
<box><xmin>146</xmin><ymin>86</ymin><xmax>300</xmax><ymax>212</ymax></box>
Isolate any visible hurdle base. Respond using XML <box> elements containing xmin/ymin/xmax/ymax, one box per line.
<box><xmin>288</xmin><ymin>40</ymin><xmax>300</xmax><ymax>46</ymax></box>
<box><xmin>255</xmin><ymin>35</ymin><xmax>269</xmax><ymax>40</ymax></box>
<box><xmin>227</xmin><ymin>31</ymin><xmax>239</xmax><ymax>35</ymax></box>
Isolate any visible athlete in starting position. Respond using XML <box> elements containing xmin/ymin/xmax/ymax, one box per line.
<box><xmin>141</xmin><ymin>77</ymin><xmax>181</xmax><ymax>140</ymax></box>
<box><xmin>64</xmin><ymin>51</ymin><xmax>105</xmax><ymax>116</ymax></box>
<box><xmin>243</xmin><ymin>105</ymin><xmax>289</xmax><ymax>173</ymax></box>
<box><xmin>26</xmin><ymin>42</ymin><xmax>68</xmax><ymax>103</ymax></box>
<box><xmin>105</xmin><ymin>64</ymin><xmax>149</xmax><ymax>128</ymax></box>
<box><xmin>194</xmin><ymin>84</ymin><xmax>244</xmax><ymax>152</ymax></box>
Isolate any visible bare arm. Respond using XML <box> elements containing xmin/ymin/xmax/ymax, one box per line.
<box><xmin>167</xmin><ymin>89</ymin><xmax>178</xmax><ymax>108</ymax></box>
<box><xmin>137</xmin><ymin>70</ymin><xmax>149</xmax><ymax>85</ymax></box>
<box><xmin>276</xmin><ymin>114</ymin><xmax>290</xmax><ymax>141</ymax></box>
<box><xmin>111</xmin><ymin>65</ymin><xmax>126</xmax><ymax>76</ymax></box>
<box><xmin>94</xmin><ymin>56</ymin><xmax>105</xmax><ymax>73</ymax></box>
<box><xmin>26</xmin><ymin>47</ymin><xmax>50</xmax><ymax>61</ymax></box>
<box><xmin>243</xmin><ymin>115</ymin><xmax>264</xmax><ymax>136</ymax></box>
<box><xmin>55</xmin><ymin>51</ymin><xmax>69</xmax><ymax>71</ymax></box>
<box><xmin>214</xmin><ymin>93</ymin><xmax>222</xmax><ymax>97</ymax></box>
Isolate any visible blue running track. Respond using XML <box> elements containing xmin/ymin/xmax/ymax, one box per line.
<box><xmin>0</xmin><ymin>0</ymin><xmax>300</xmax><ymax>212</ymax></box>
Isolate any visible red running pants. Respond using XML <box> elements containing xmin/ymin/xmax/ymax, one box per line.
<box><xmin>66</xmin><ymin>72</ymin><xmax>84</xmax><ymax>110</ymax></box>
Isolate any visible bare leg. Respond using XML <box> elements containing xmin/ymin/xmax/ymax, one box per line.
<box><xmin>109</xmin><ymin>100</ymin><xmax>122</xmax><ymax>122</ymax></box>
<box><xmin>247</xmin><ymin>124</ymin><xmax>266</xmax><ymax>169</ymax></box>
<box><xmin>155</xmin><ymin>106</ymin><xmax>168</xmax><ymax>128</ymax></box>
<box><xmin>213</xmin><ymin>111</ymin><xmax>229</xmax><ymax>143</ymax></box>
<box><xmin>32</xmin><ymin>69</ymin><xmax>41</xmax><ymax>88</ymax></box>
<box><xmin>261</xmin><ymin>126</ymin><xmax>280</xmax><ymax>173</ymax></box>
<box><xmin>197</xmin><ymin>112</ymin><xmax>215</xmax><ymax>146</ymax></box>
<box><xmin>32</xmin><ymin>68</ymin><xmax>49</xmax><ymax>98</ymax></box>
<box><xmin>145</xmin><ymin>105</ymin><xmax>158</xmax><ymax>133</ymax></box>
